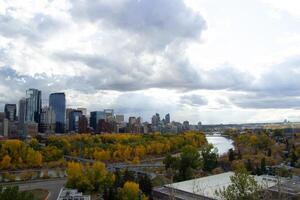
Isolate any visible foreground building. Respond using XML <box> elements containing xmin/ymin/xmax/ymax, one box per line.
<box><xmin>57</xmin><ymin>188</ymin><xmax>90</xmax><ymax>200</ymax></box>
<box><xmin>152</xmin><ymin>172</ymin><xmax>278</xmax><ymax>200</ymax></box>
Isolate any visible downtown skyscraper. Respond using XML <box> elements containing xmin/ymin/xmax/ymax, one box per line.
<box><xmin>25</xmin><ymin>88</ymin><xmax>42</xmax><ymax>123</ymax></box>
<box><xmin>49</xmin><ymin>93</ymin><xmax>66</xmax><ymax>133</ymax></box>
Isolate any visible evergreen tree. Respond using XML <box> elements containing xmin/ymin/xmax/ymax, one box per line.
<box><xmin>123</xmin><ymin>169</ymin><xmax>136</xmax><ymax>185</ymax></box>
<box><xmin>138</xmin><ymin>174</ymin><xmax>152</xmax><ymax>196</ymax></box>
<box><xmin>245</xmin><ymin>159</ymin><xmax>253</xmax><ymax>173</ymax></box>
<box><xmin>260</xmin><ymin>157</ymin><xmax>266</xmax><ymax>174</ymax></box>
<box><xmin>228</xmin><ymin>148</ymin><xmax>235</xmax><ymax>162</ymax></box>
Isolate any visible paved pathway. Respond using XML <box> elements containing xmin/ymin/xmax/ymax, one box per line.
<box><xmin>3</xmin><ymin>178</ymin><xmax>66</xmax><ymax>200</ymax></box>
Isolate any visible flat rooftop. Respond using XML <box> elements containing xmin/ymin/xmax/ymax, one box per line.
<box><xmin>164</xmin><ymin>172</ymin><xmax>278</xmax><ymax>200</ymax></box>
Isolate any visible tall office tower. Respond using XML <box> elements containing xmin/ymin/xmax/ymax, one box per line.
<box><xmin>0</xmin><ymin>112</ymin><xmax>8</xmax><ymax>137</ymax></box>
<box><xmin>115</xmin><ymin>115</ymin><xmax>125</xmax><ymax>123</ymax></box>
<box><xmin>90</xmin><ymin>111</ymin><xmax>105</xmax><ymax>132</ymax></box>
<box><xmin>69</xmin><ymin>110</ymin><xmax>82</xmax><ymax>132</ymax></box>
<box><xmin>183</xmin><ymin>121</ymin><xmax>190</xmax><ymax>130</ymax></box>
<box><xmin>136</xmin><ymin>117</ymin><xmax>143</xmax><ymax>125</ymax></box>
<box><xmin>78</xmin><ymin>115</ymin><xmax>88</xmax><ymax>134</ymax></box>
<box><xmin>18</xmin><ymin>98</ymin><xmax>26</xmax><ymax>125</ymax></box>
<box><xmin>25</xmin><ymin>89</ymin><xmax>42</xmax><ymax>123</ymax></box>
<box><xmin>165</xmin><ymin>113</ymin><xmax>170</xmax><ymax>124</ymax></box>
<box><xmin>18</xmin><ymin>98</ymin><xmax>26</xmax><ymax>138</ymax></box>
<box><xmin>40</xmin><ymin>107</ymin><xmax>56</xmax><ymax>133</ymax></box>
<box><xmin>104</xmin><ymin>109</ymin><xmax>114</xmax><ymax>121</ymax></box>
<box><xmin>65</xmin><ymin>108</ymin><xmax>73</xmax><ymax>132</ymax></box>
<box><xmin>129</xmin><ymin>117</ymin><xmax>137</xmax><ymax>125</ymax></box>
<box><xmin>4</xmin><ymin>104</ymin><xmax>17</xmax><ymax>121</ymax></box>
<box><xmin>49</xmin><ymin>93</ymin><xmax>66</xmax><ymax>133</ymax></box>
<box><xmin>151</xmin><ymin>113</ymin><xmax>160</xmax><ymax>126</ymax></box>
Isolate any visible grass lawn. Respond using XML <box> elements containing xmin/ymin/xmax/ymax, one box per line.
<box><xmin>25</xmin><ymin>189</ymin><xmax>49</xmax><ymax>200</ymax></box>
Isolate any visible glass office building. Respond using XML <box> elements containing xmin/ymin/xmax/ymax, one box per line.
<box><xmin>49</xmin><ymin>93</ymin><xmax>66</xmax><ymax>133</ymax></box>
<box><xmin>69</xmin><ymin>110</ymin><xmax>82</xmax><ymax>132</ymax></box>
<box><xmin>4</xmin><ymin>104</ymin><xmax>17</xmax><ymax>121</ymax></box>
<box><xmin>25</xmin><ymin>89</ymin><xmax>42</xmax><ymax>123</ymax></box>
<box><xmin>90</xmin><ymin>111</ymin><xmax>106</xmax><ymax>131</ymax></box>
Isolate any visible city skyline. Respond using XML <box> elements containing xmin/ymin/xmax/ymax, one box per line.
<box><xmin>1</xmin><ymin>0</ymin><xmax>300</xmax><ymax>124</ymax></box>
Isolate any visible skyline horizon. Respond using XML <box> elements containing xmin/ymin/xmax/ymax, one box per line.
<box><xmin>0</xmin><ymin>87</ymin><xmax>298</xmax><ymax>125</ymax></box>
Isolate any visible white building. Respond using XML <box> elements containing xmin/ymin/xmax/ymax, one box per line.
<box><xmin>153</xmin><ymin>172</ymin><xmax>278</xmax><ymax>200</ymax></box>
<box><xmin>57</xmin><ymin>188</ymin><xmax>91</xmax><ymax>200</ymax></box>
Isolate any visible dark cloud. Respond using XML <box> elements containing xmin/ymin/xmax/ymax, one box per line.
<box><xmin>0</xmin><ymin>13</ymin><xmax>66</xmax><ymax>42</ymax></box>
<box><xmin>55</xmin><ymin>51</ymin><xmax>252</xmax><ymax>92</ymax></box>
<box><xmin>250</xmin><ymin>57</ymin><xmax>300</xmax><ymax>96</ymax></box>
<box><xmin>231</xmin><ymin>93</ymin><xmax>300</xmax><ymax>109</ymax></box>
<box><xmin>180</xmin><ymin>94</ymin><xmax>208</xmax><ymax>106</ymax></box>
<box><xmin>0</xmin><ymin>66</ymin><xmax>72</xmax><ymax>108</ymax></box>
<box><xmin>70</xmin><ymin>0</ymin><xmax>206</xmax><ymax>50</ymax></box>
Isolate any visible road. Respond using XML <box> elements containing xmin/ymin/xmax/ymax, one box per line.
<box><xmin>3</xmin><ymin>178</ymin><xmax>66</xmax><ymax>200</ymax></box>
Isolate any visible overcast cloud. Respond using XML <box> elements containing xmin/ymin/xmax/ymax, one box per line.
<box><xmin>0</xmin><ymin>0</ymin><xmax>300</xmax><ymax>123</ymax></box>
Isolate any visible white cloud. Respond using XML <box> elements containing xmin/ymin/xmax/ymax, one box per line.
<box><xmin>0</xmin><ymin>0</ymin><xmax>300</xmax><ymax>123</ymax></box>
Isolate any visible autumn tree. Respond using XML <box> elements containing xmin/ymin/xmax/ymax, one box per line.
<box><xmin>26</xmin><ymin>148</ymin><xmax>43</xmax><ymax>168</ymax></box>
<box><xmin>0</xmin><ymin>155</ymin><xmax>11</xmax><ymax>169</ymax></box>
<box><xmin>119</xmin><ymin>181</ymin><xmax>147</xmax><ymax>200</ymax></box>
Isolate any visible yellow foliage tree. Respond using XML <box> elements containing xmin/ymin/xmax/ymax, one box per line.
<box><xmin>120</xmin><ymin>181</ymin><xmax>140</xmax><ymax>200</ymax></box>
<box><xmin>93</xmin><ymin>150</ymin><xmax>111</xmax><ymax>161</ymax></box>
<box><xmin>0</xmin><ymin>155</ymin><xmax>11</xmax><ymax>169</ymax></box>
<box><xmin>26</xmin><ymin>148</ymin><xmax>43</xmax><ymax>167</ymax></box>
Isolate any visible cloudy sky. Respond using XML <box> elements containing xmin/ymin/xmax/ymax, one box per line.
<box><xmin>1</xmin><ymin>0</ymin><xmax>300</xmax><ymax>124</ymax></box>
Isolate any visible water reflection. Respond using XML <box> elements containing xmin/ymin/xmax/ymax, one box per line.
<box><xmin>206</xmin><ymin>136</ymin><xmax>234</xmax><ymax>155</ymax></box>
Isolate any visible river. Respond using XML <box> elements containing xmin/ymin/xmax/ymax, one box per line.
<box><xmin>206</xmin><ymin>135</ymin><xmax>234</xmax><ymax>155</ymax></box>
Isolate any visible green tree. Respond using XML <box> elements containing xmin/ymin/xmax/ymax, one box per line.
<box><xmin>163</xmin><ymin>154</ymin><xmax>178</xmax><ymax>170</ymax></box>
<box><xmin>176</xmin><ymin>145</ymin><xmax>202</xmax><ymax>181</ymax></box>
<box><xmin>201</xmin><ymin>144</ymin><xmax>218</xmax><ymax>172</ymax></box>
<box><xmin>260</xmin><ymin>157</ymin><xmax>266</xmax><ymax>174</ymax></box>
<box><xmin>228</xmin><ymin>148</ymin><xmax>235</xmax><ymax>162</ymax></box>
<box><xmin>245</xmin><ymin>159</ymin><xmax>253</xmax><ymax>173</ymax></box>
<box><xmin>215</xmin><ymin>169</ymin><xmax>263</xmax><ymax>200</ymax></box>
<box><xmin>138</xmin><ymin>174</ymin><xmax>152</xmax><ymax>196</ymax></box>
<box><xmin>0</xmin><ymin>186</ymin><xmax>35</xmax><ymax>200</ymax></box>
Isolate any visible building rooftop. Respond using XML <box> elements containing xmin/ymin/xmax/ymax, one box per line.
<box><xmin>57</xmin><ymin>188</ymin><xmax>91</xmax><ymax>200</ymax></box>
<box><xmin>155</xmin><ymin>172</ymin><xmax>278</xmax><ymax>200</ymax></box>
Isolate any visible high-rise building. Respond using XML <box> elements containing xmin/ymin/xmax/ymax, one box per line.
<box><xmin>25</xmin><ymin>88</ymin><xmax>42</xmax><ymax>123</ymax></box>
<box><xmin>69</xmin><ymin>110</ymin><xmax>82</xmax><ymax>132</ymax></box>
<box><xmin>0</xmin><ymin>112</ymin><xmax>8</xmax><ymax>137</ymax></box>
<box><xmin>129</xmin><ymin>117</ymin><xmax>137</xmax><ymax>125</ymax></box>
<box><xmin>4</xmin><ymin>104</ymin><xmax>17</xmax><ymax>121</ymax></box>
<box><xmin>90</xmin><ymin>111</ymin><xmax>106</xmax><ymax>131</ymax></box>
<box><xmin>77</xmin><ymin>108</ymin><xmax>87</xmax><ymax>116</ymax></box>
<box><xmin>165</xmin><ymin>113</ymin><xmax>170</xmax><ymax>124</ymax></box>
<box><xmin>104</xmin><ymin>109</ymin><xmax>114</xmax><ymax>121</ymax></box>
<box><xmin>151</xmin><ymin>113</ymin><xmax>160</xmax><ymax>126</ymax></box>
<box><xmin>40</xmin><ymin>106</ymin><xmax>56</xmax><ymax>133</ymax></box>
<box><xmin>115</xmin><ymin>115</ymin><xmax>125</xmax><ymax>123</ymax></box>
<box><xmin>183</xmin><ymin>121</ymin><xmax>190</xmax><ymax>131</ymax></box>
<box><xmin>65</xmin><ymin>108</ymin><xmax>73</xmax><ymax>132</ymax></box>
<box><xmin>49</xmin><ymin>93</ymin><xmax>66</xmax><ymax>133</ymax></box>
<box><xmin>18</xmin><ymin>98</ymin><xmax>26</xmax><ymax>138</ymax></box>
<box><xmin>78</xmin><ymin>115</ymin><xmax>88</xmax><ymax>134</ymax></box>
